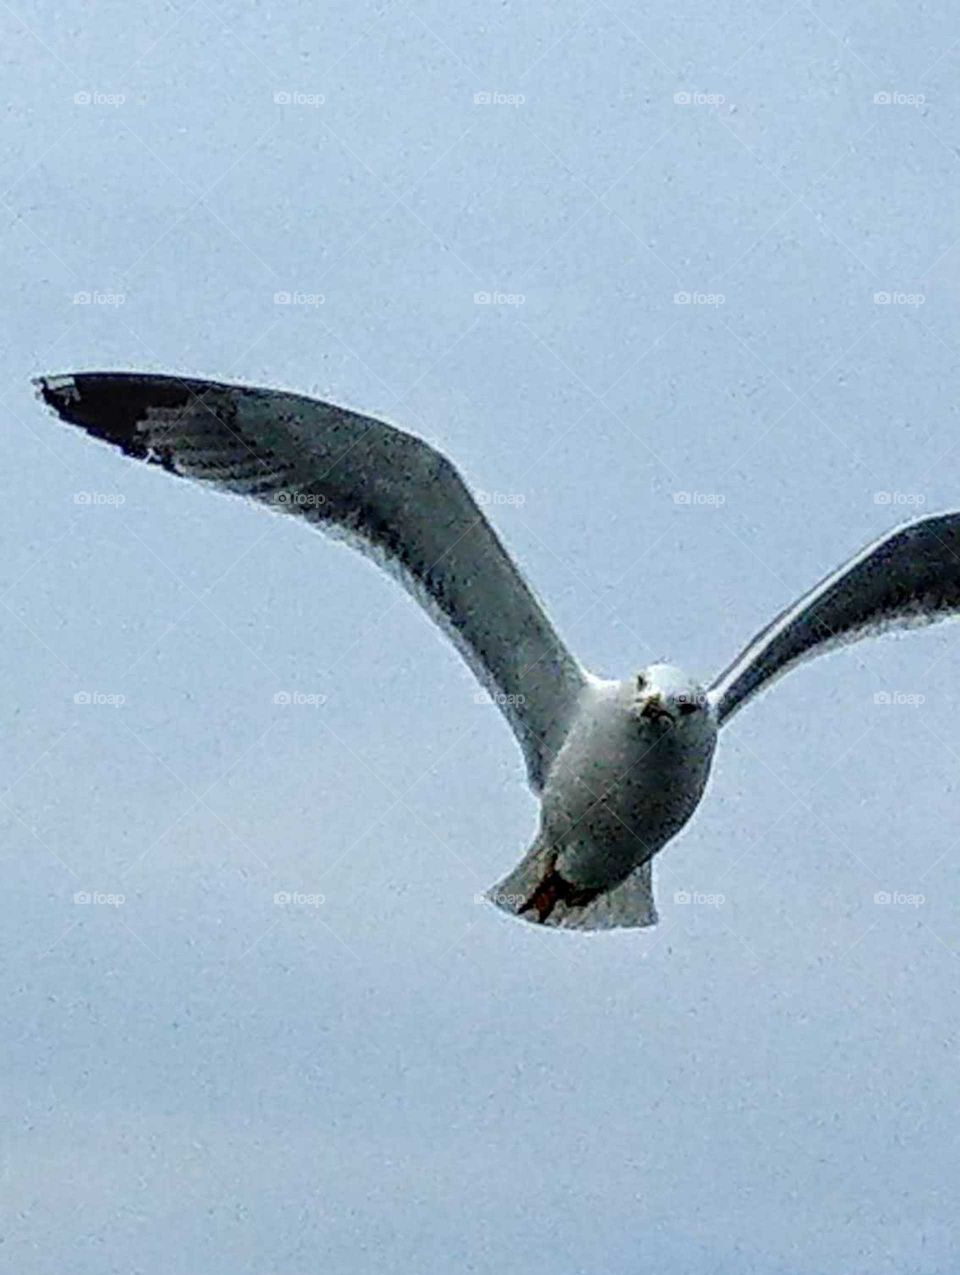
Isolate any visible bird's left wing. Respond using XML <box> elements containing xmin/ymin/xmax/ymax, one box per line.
<box><xmin>709</xmin><ymin>513</ymin><xmax>960</xmax><ymax>727</ymax></box>
<box><xmin>36</xmin><ymin>372</ymin><xmax>588</xmax><ymax>790</ymax></box>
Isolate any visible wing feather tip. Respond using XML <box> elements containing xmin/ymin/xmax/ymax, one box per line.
<box><xmin>34</xmin><ymin>371</ymin><xmax>192</xmax><ymax>461</ymax></box>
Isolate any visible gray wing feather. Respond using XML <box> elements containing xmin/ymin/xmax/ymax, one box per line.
<box><xmin>709</xmin><ymin>512</ymin><xmax>960</xmax><ymax>726</ymax></box>
<box><xmin>36</xmin><ymin>372</ymin><xmax>587</xmax><ymax>790</ymax></box>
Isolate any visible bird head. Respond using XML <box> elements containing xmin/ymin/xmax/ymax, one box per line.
<box><xmin>631</xmin><ymin>663</ymin><xmax>713</xmax><ymax>734</ymax></box>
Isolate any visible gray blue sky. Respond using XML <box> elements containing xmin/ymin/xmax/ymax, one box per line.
<box><xmin>2</xmin><ymin>2</ymin><xmax>960</xmax><ymax>1271</ymax></box>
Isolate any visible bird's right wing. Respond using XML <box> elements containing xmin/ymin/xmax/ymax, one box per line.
<box><xmin>708</xmin><ymin>513</ymin><xmax>960</xmax><ymax>726</ymax></box>
<box><xmin>37</xmin><ymin>371</ymin><xmax>588</xmax><ymax>791</ymax></box>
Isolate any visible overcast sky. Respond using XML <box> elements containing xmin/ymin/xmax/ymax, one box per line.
<box><xmin>2</xmin><ymin>2</ymin><xmax>960</xmax><ymax>1272</ymax></box>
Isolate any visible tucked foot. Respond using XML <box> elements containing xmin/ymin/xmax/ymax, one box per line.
<box><xmin>518</xmin><ymin>856</ymin><xmax>603</xmax><ymax>923</ymax></box>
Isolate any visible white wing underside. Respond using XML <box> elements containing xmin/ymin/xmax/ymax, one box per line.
<box><xmin>37</xmin><ymin>372</ymin><xmax>588</xmax><ymax>790</ymax></box>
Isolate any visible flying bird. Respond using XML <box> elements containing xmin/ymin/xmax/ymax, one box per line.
<box><xmin>36</xmin><ymin>372</ymin><xmax>960</xmax><ymax>931</ymax></box>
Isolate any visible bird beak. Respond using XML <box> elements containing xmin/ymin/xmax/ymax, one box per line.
<box><xmin>641</xmin><ymin>694</ymin><xmax>675</xmax><ymax>725</ymax></box>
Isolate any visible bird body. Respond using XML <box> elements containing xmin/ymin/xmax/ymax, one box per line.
<box><xmin>491</xmin><ymin>666</ymin><xmax>718</xmax><ymax>927</ymax></box>
<box><xmin>36</xmin><ymin>372</ymin><xmax>960</xmax><ymax>934</ymax></box>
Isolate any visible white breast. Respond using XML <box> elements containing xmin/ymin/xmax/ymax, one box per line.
<box><xmin>540</xmin><ymin>678</ymin><xmax>717</xmax><ymax>889</ymax></box>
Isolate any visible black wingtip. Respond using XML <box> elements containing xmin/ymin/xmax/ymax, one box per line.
<box><xmin>34</xmin><ymin>372</ymin><xmax>201</xmax><ymax>461</ymax></box>
<box><xmin>34</xmin><ymin>373</ymin><xmax>79</xmax><ymax>416</ymax></box>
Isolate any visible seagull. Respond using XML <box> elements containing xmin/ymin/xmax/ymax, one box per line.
<box><xmin>36</xmin><ymin>372</ymin><xmax>960</xmax><ymax>932</ymax></box>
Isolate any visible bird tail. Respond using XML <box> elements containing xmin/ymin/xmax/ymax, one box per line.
<box><xmin>486</xmin><ymin>835</ymin><xmax>658</xmax><ymax>932</ymax></box>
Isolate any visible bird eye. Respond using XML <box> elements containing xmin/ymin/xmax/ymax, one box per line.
<box><xmin>636</xmin><ymin>674</ymin><xmax>646</xmax><ymax>691</ymax></box>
